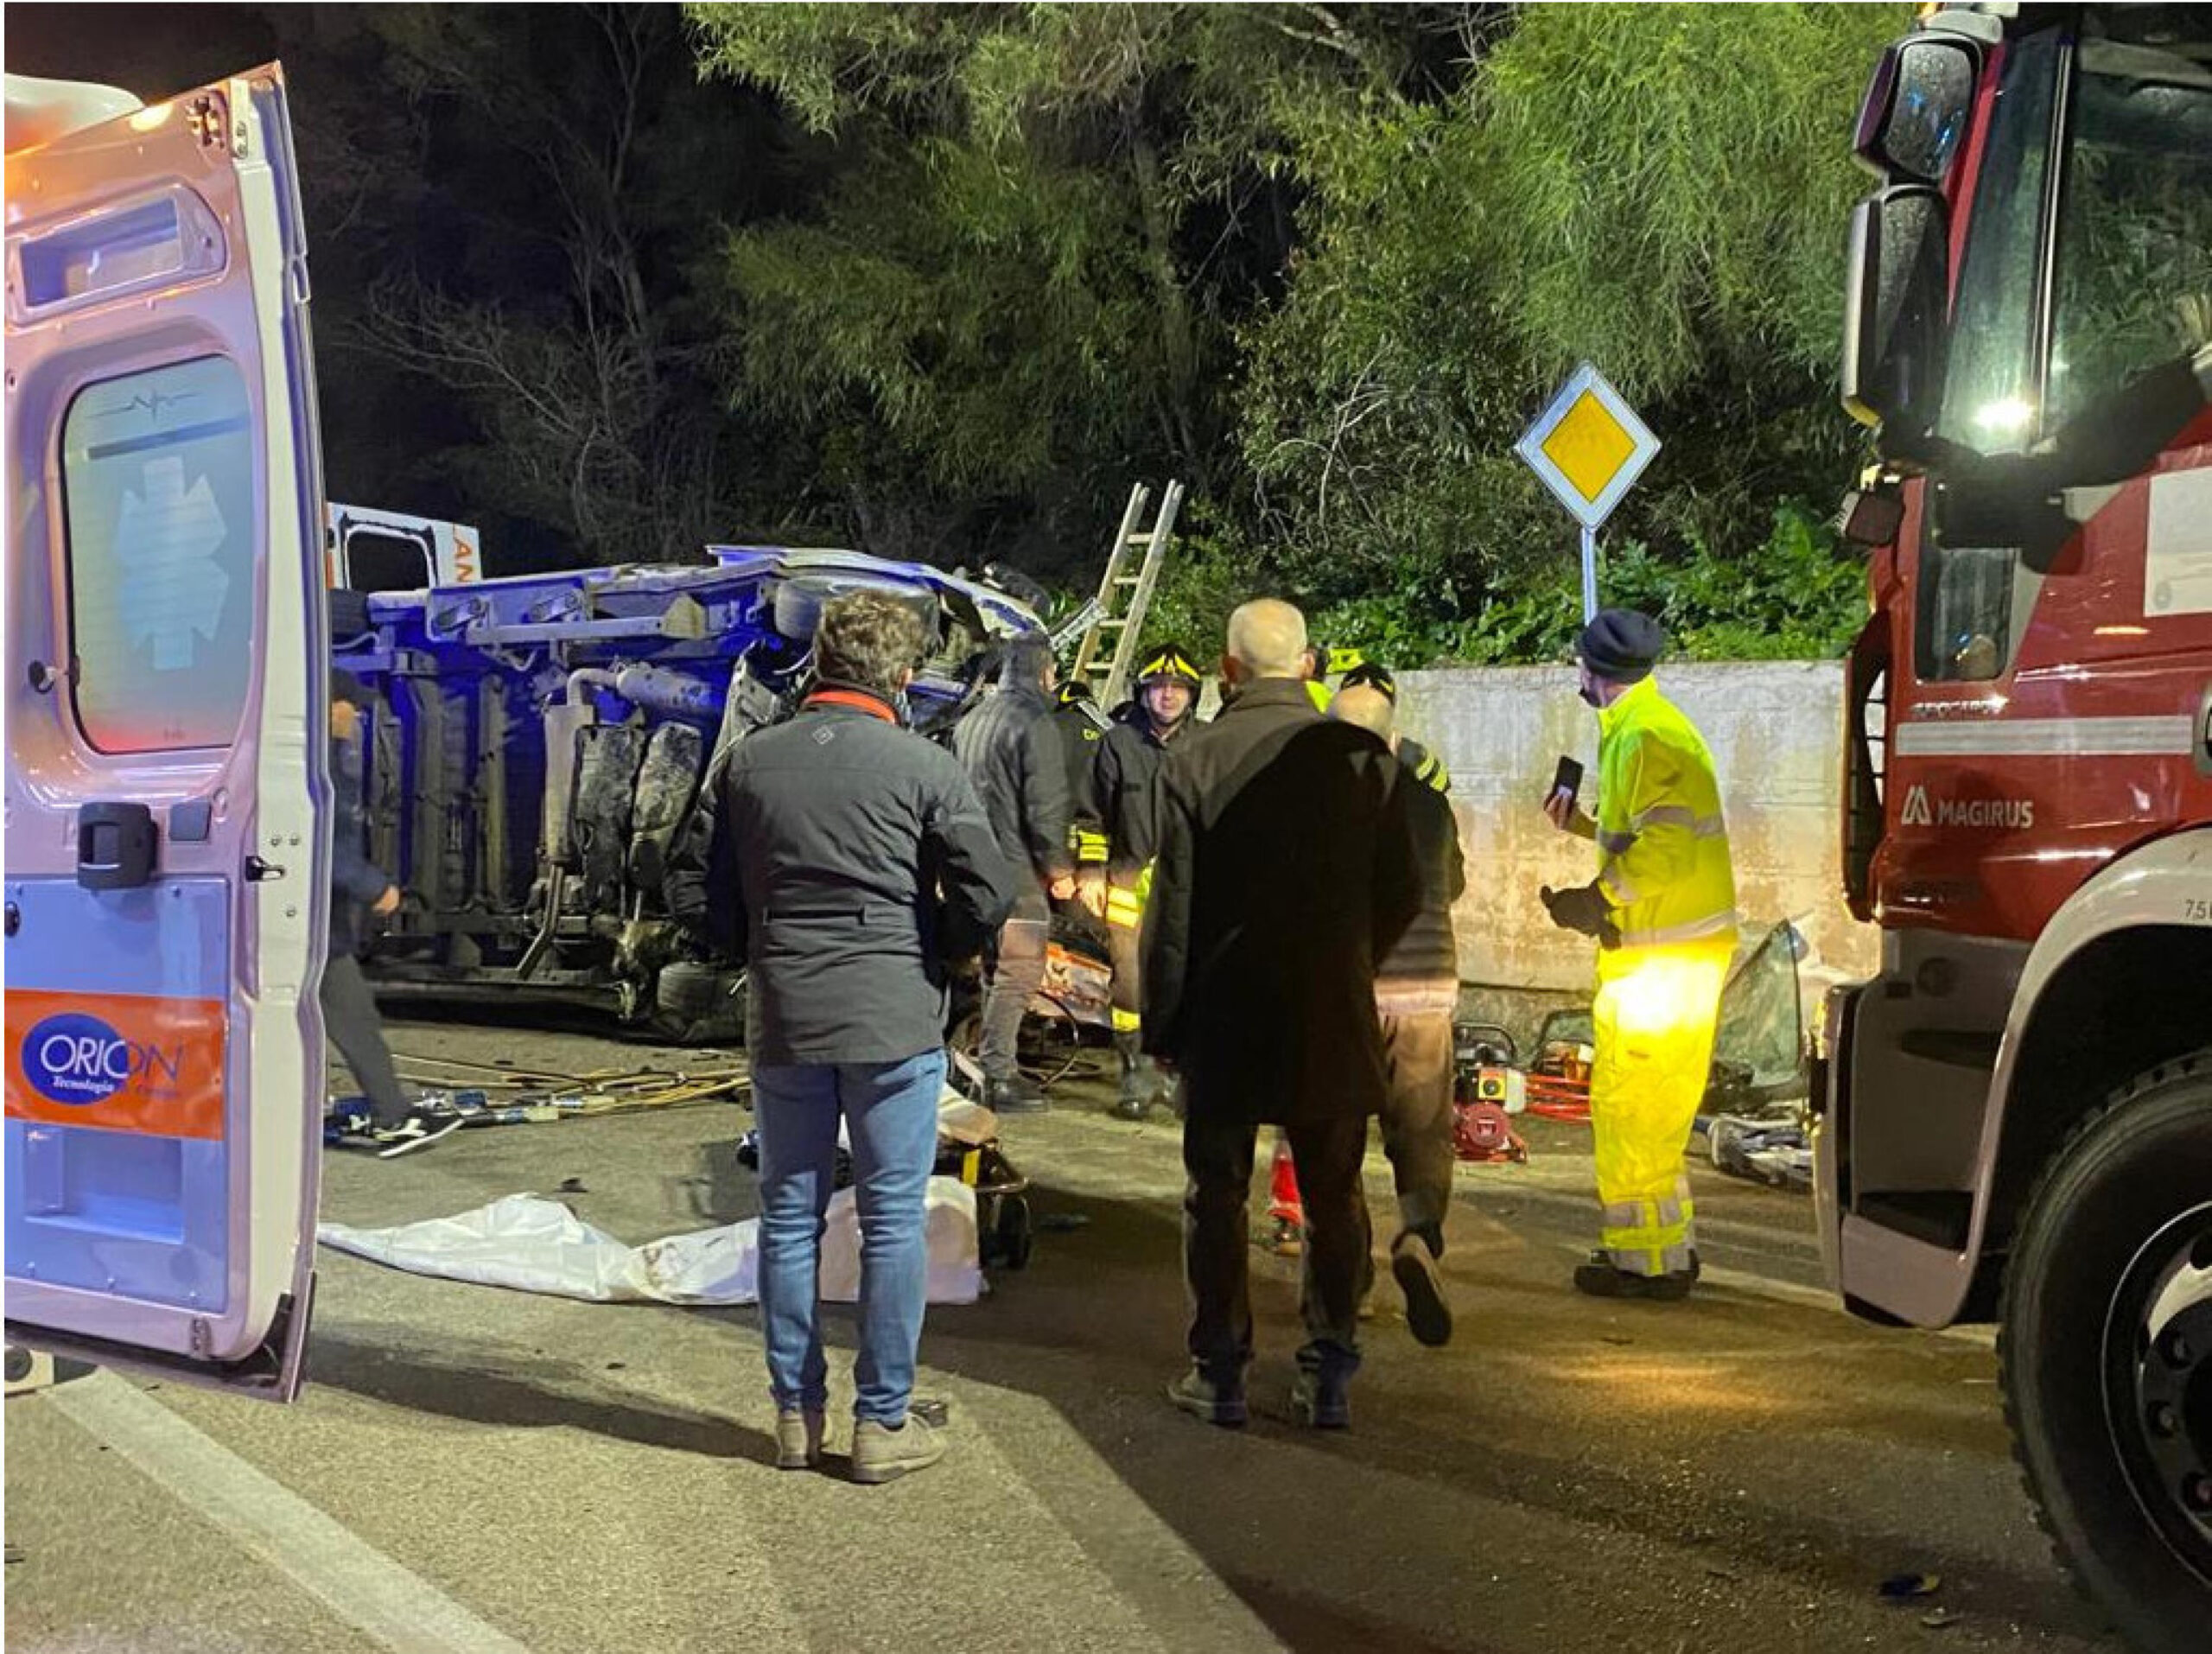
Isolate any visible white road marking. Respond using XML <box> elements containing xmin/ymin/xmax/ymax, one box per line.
<box><xmin>44</xmin><ymin>1371</ymin><xmax>536</xmax><ymax>1654</ymax></box>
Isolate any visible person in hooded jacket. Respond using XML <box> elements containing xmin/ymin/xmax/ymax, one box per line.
<box><xmin>323</xmin><ymin>671</ymin><xmax>461</xmax><ymax>1158</ymax></box>
<box><xmin>950</xmin><ymin>633</ymin><xmax>1077</xmax><ymax>1113</ymax></box>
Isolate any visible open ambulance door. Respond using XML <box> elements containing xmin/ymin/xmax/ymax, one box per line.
<box><xmin>3</xmin><ymin>66</ymin><xmax>328</xmax><ymax>1398</ymax></box>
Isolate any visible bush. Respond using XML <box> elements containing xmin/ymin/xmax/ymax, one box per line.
<box><xmin>1308</xmin><ymin>498</ymin><xmax>1865</xmax><ymax>671</ymax></box>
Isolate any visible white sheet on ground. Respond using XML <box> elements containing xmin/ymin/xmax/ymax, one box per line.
<box><xmin>317</xmin><ymin>1175</ymin><xmax>982</xmax><ymax>1306</ymax></box>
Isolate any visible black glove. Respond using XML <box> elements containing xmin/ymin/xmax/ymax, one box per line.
<box><xmin>1541</xmin><ymin>881</ymin><xmax>1621</xmax><ymax>948</ymax></box>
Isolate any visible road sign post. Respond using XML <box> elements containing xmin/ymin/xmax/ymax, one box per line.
<box><xmin>1514</xmin><ymin>363</ymin><xmax>1660</xmax><ymax>621</ymax></box>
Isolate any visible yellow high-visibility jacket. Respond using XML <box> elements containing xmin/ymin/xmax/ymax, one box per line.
<box><xmin>1593</xmin><ymin>677</ymin><xmax>1737</xmax><ymax>951</ymax></box>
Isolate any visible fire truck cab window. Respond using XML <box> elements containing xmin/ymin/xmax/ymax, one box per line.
<box><xmin>60</xmin><ymin>355</ymin><xmax>258</xmax><ymax>754</ymax></box>
<box><xmin>2046</xmin><ymin>45</ymin><xmax>2212</xmax><ymax>432</ymax></box>
<box><xmin>1934</xmin><ymin>31</ymin><xmax>2058</xmax><ymax>456</ymax></box>
<box><xmin>1918</xmin><ymin>33</ymin><xmax>2061</xmax><ymax>684</ymax></box>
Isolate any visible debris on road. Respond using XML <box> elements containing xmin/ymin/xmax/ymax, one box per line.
<box><xmin>1701</xmin><ymin>1114</ymin><xmax>1813</xmax><ymax>1192</ymax></box>
<box><xmin>327</xmin><ymin>1053</ymin><xmax>747</xmax><ymax>1143</ymax></box>
<box><xmin>1878</xmin><ymin>1571</ymin><xmax>1942</xmax><ymax>1601</ymax></box>
<box><xmin>318</xmin><ymin>1180</ymin><xmax>983</xmax><ymax>1307</ymax></box>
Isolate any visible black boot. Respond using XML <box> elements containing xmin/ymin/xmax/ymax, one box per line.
<box><xmin>1112</xmin><ymin>1031</ymin><xmax>1152</xmax><ymax>1121</ymax></box>
<box><xmin>984</xmin><ymin>1074</ymin><xmax>1048</xmax><ymax>1115</ymax></box>
<box><xmin>1573</xmin><ymin>1249</ymin><xmax>1694</xmax><ymax>1301</ymax></box>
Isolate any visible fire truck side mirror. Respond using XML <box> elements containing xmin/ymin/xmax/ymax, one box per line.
<box><xmin>1841</xmin><ymin>183</ymin><xmax>1949</xmax><ymax>437</ymax></box>
<box><xmin>1853</xmin><ymin>34</ymin><xmax>1981</xmax><ymax>188</ymax></box>
<box><xmin>1838</xmin><ymin>487</ymin><xmax>1904</xmax><ymax>550</ymax></box>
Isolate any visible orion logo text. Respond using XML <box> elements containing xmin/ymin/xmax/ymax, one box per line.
<box><xmin>21</xmin><ymin>1012</ymin><xmax>184</xmax><ymax>1105</ymax></box>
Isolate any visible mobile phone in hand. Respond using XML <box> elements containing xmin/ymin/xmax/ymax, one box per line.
<box><xmin>1548</xmin><ymin>755</ymin><xmax>1584</xmax><ymax>809</ymax></box>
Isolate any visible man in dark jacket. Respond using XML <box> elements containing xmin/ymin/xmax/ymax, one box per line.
<box><xmin>1096</xmin><ymin>643</ymin><xmax>1203</xmax><ymax>1119</ymax></box>
<box><xmin>950</xmin><ymin>633</ymin><xmax>1076</xmax><ymax>1113</ymax></box>
<box><xmin>1142</xmin><ymin>599</ymin><xmax>1421</xmax><ymax>1430</ymax></box>
<box><xmin>709</xmin><ymin>590</ymin><xmax>1020</xmax><ymax>1485</ymax></box>
<box><xmin>1332</xmin><ymin>683</ymin><xmax>1465</xmax><ymax>1347</ymax></box>
<box><xmin>323</xmin><ymin>671</ymin><xmax>459</xmax><ymax>1157</ymax></box>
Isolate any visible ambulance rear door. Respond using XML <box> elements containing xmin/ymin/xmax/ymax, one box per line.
<box><xmin>3</xmin><ymin>65</ymin><xmax>329</xmax><ymax>1398</ymax></box>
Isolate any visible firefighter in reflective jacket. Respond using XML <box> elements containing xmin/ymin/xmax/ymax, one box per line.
<box><xmin>1302</xmin><ymin>651</ymin><xmax>1451</xmax><ymax>795</ymax></box>
<box><xmin>1541</xmin><ymin>609</ymin><xmax>1736</xmax><ymax>1301</ymax></box>
<box><xmin>1338</xmin><ymin>660</ymin><xmax>1451</xmax><ymax>794</ymax></box>
<box><xmin>1096</xmin><ymin>644</ymin><xmax>1203</xmax><ymax>1118</ymax></box>
<box><xmin>1053</xmin><ymin>678</ymin><xmax>1112</xmax><ymax>895</ymax></box>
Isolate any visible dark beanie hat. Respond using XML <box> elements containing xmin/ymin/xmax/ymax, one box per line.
<box><xmin>1576</xmin><ymin>608</ymin><xmax>1665</xmax><ymax>684</ymax></box>
<box><xmin>331</xmin><ymin>668</ymin><xmax>372</xmax><ymax>707</ymax></box>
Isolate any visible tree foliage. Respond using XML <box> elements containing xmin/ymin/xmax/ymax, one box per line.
<box><xmin>1238</xmin><ymin>3</ymin><xmax>1904</xmax><ymax>630</ymax></box>
<box><xmin>685</xmin><ymin>3</ymin><xmax>1479</xmax><ymax>573</ymax></box>
<box><xmin>15</xmin><ymin>2</ymin><xmax>1911</xmax><ymax>650</ymax></box>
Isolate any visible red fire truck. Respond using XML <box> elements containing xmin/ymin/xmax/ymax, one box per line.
<box><xmin>1821</xmin><ymin>6</ymin><xmax>2210</xmax><ymax>1650</ymax></box>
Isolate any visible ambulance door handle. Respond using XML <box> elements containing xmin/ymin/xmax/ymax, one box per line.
<box><xmin>77</xmin><ymin>803</ymin><xmax>157</xmax><ymax>891</ymax></box>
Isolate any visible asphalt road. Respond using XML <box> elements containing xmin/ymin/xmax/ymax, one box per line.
<box><xmin>4</xmin><ymin>1016</ymin><xmax>2125</xmax><ymax>1654</ymax></box>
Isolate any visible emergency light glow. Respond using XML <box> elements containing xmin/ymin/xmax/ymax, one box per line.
<box><xmin>1973</xmin><ymin>396</ymin><xmax>2036</xmax><ymax>440</ymax></box>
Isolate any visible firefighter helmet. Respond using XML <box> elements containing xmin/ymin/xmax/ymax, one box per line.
<box><xmin>1136</xmin><ymin>644</ymin><xmax>1202</xmax><ymax>686</ymax></box>
<box><xmin>1055</xmin><ymin>678</ymin><xmax>1094</xmax><ymax>707</ymax></box>
<box><xmin>1339</xmin><ymin>659</ymin><xmax>1397</xmax><ymax>702</ymax></box>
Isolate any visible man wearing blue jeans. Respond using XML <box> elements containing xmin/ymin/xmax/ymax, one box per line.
<box><xmin>708</xmin><ymin>590</ymin><xmax>1019</xmax><ymax>1482</ymax></box>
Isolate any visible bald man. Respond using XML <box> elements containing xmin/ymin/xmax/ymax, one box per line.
<box><xmin>1142</xmin><ymin>599</ymin><xmax>1421</xmax><ymax>1429</ymax></box>
<box><xmin>1330</xmin><ymin>684</ymin><xmax>1465</xmax><ymax>1347</ymax></box>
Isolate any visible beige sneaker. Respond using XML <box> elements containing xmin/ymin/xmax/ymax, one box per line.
<box><xmin>775</xmin><ymin>1409</ymin><xmax>824</xmax><ymax>1471</ymax></box>
<box><xmin>849</xmin><ymin>1415</ymin><xmax>947</xmax><ymax>1485</ymax></box>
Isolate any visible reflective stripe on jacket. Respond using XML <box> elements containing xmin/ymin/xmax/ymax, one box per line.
<box><xmin>1593</xmin><ymin>676</ymin><xmax>1737</xmax><ymax>951</ymax></box>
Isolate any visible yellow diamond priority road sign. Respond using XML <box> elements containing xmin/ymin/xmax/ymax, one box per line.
<box><xmin>1515</xmin><ymin>363</ymin><xmax>1660</xmax><ymax>531</ymax></box>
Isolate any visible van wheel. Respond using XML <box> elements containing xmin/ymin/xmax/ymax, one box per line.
<box><xmin>772</xmin><ymin>576</ymin><xmax>935</xmax><ymax>646</ymax></box>
<box><xmin>2000</xmin><ymin>1050</ymin><xmax>2212</xmax><ymax>1654</ymax></box>
<box><xmin>651</xmin><ymin>961</ymin><xmax>745</xmax><ymax>1045</ymax></box>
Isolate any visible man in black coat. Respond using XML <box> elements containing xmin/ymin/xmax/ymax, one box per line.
<box><xmin>950</xmin><ymin>633</ymin><xmax>1076</xmax><ymax>1113</ymax></box>
<box><xmin>708</xmin><ymin>590</ymin><xmax>1020</xmax><ymax>1484</ymax></box>
<box><xmin>1141</xmin><ymin>599</ymin><xmax>1421</xmax><ymax>1430</ymax></box>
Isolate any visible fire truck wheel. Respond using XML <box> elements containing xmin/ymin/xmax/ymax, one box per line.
<box><xmin>2000</xmin><ymin>1049</ymin><xmax>2212</xmax><ymax>1654</ymax></box>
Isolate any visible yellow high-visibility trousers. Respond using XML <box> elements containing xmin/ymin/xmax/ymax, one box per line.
<box><xmin>1589</xmin><ymin>938</ymin><xmax>1732</xmax><ymax>1276</ymax></box>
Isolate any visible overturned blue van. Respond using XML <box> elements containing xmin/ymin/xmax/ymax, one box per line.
<box><xmin>334</xmin><ymin>548</ymin><xmax>1046</xmax><ymax>1042</ymax></box>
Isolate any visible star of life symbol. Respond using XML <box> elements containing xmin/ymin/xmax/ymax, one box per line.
<box><xmin>113</xmin><ymin>455</ymin><xmax>230</xmax><ymax>670</ymax></box>
<box><xmin>1899</xmin><ymin>785</ymin><xmax>1934</xmax><ymax>827</ymax></box>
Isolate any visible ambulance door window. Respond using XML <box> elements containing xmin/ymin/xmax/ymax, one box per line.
<box><xmin>61</xmin><ymin>354</ymin><xmax>258</xmax><ymax>754</ymax></box>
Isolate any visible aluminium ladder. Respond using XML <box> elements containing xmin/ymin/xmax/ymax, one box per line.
<box><xmin>1065</xmin><ymin>479</ymin><xmax>1184</xmax><ymax>710</ymax></box>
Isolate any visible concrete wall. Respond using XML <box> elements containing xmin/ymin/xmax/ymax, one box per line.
<box><xmin>1395</xmin><ymin>661</ymin><xmax>1878</xmax><ymax>993</ymax></box>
